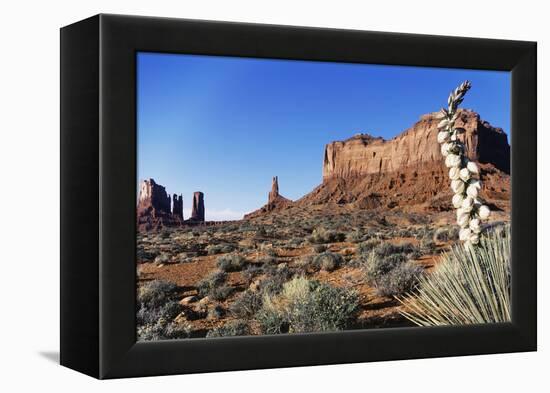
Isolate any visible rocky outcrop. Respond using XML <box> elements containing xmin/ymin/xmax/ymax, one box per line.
<box><xmin>268</xmin><ymin>176</ymin><xmax>280</xmax><ymax>204</ymax></box>
<box><xmin>172</xmin><ymin>194</ymin><xmax>183</xmax><ymax>220</ymax></box>
<box><xmin>190</xmin><ymin>192</ymin><xmax>205</xmax><ymax>222</ymax></box>
<box><xmin>245</xmin><ymin>176</ymin><xmax>292</xmax><ymax>218</ymax></box>
<box><xmin>323</xmin><ymin>109</ymin><xmax>509</xmax><ymax>180</ymax></box>
<box><xmin>137</xmin><ymin>179</ymin><xmax>184</xmax><ymax>231</ymax></box>
<box><xmin>300</xmin><ymin>109</ymin><xmax>510</xmax><ymax>211</ymax></box>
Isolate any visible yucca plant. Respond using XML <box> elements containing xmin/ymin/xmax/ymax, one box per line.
<box><xmin>398</xmin><ymin>225</ymin><xmax>511</xmax><ymax>325</ymax></box>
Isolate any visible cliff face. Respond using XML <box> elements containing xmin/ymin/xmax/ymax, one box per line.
<box><xmin>298</xmin><ymin>109</ymin><xmax>510</xmax><ymax>212</ymax></box>
<box><xmin>323</xmin><ymin>109</ymin><xmax>510</xmax><ymax>181</ymax></box>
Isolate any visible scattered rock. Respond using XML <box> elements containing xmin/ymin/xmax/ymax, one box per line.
<box><xmin>179</xmin><ymin>296</ymin><xmax>198</xmax><ymax>305</ymax></box>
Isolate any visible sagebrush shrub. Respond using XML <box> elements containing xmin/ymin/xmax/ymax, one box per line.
<box><xmin>374</xmin><ymin>263</ymin><xmax>424</xmax><ymax>297</ymax></box>
<box><xmin>357</xmin><ymin>238</ymin><xmax>382</xmax><ymax>254</ymax></box>
<box><xmin>313</xmin><ymin>244</ymin><xmax>328</xmax><ymax>253</ymax></box>
<box><xmin>257</xmin><ymin>277</ymin><xmax>359</xmax><ymax>334</ymax></box>
<box><xmin>312</xmin><ymin>252</ymin><xmax>343</xmax><ymax>272</ymax></box>
<box><xmin>138</xmin><ymin>280</ymin><xmax>178</xmax><ymax>308</ymax></box>
<box><xmin>362</xmin><ymin>252</ymin><xmax>406</xmax><ymax>284</ymax></box>
<box><xmin>309</xmin><ymin>227</ymin><xmax>345</xmax><ymax>244</ymax></box>
<box><xmin>197</xmin><ymin>270</ymin><xmax>227</xmax><ymax>298</ymax></box>
<box><xmin>217</xmin><ymin>254</ymin><xmax>247</xmax><ymax>272</ymax></box>
<box><xmin>206</xmin><ymin>320</ymin><xmax>251</xmax><ymax>338</ymax></box>
<box><xmin>206</xmin><ymin>243</ymin><xmax>235</xmax><ymax>255</ymax></box>
<box><xmin>230</xmin><ymin>290</ymin><xmax>263</xmax><ymax>319</ymax></box>
<box><xmin>433</xmin><ymin>227</ymin><xmax>459</xmax><ymax>242</ymax></box>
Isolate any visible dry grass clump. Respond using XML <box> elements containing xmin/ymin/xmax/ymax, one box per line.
<box><xmin>398</xmin><ymin>225</ymin><xmax>511</xmax><ymax>325</ymax></box>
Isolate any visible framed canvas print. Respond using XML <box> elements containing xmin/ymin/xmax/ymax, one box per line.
<box><xmin>60</xmin><ymin>14</ymin><xmax>537</xmax><ymax>379</ymax></box>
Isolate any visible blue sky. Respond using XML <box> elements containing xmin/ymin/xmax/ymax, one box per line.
<box><xmin>137</xmin><ymin>52</ymin><xmax>510</xmax><ymax>220</ymax></box>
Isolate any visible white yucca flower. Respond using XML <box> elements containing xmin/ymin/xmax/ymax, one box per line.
<box><xmin>479</xmin><ymin>205</ymin><xmax>491</xmax><ymax>220</ymax></box>
<box><xmin>437</xmin><ymin>131</ymin><xmax>450</xmax><ymax>143</ymax></box>
<box><xmin>459</xmin><ymin>227</ymin><xmax>472</xmax><ymax>241</ymax></box>
<box><xmin>469</xmin><ymin>218</ymin><xmax>481</xmax><ymax>233</ymax></box>
<box><xmin>452</xmin><ymin>193</ymin><xmax>464</xmax><ymax>208</ymax></box>
<box><xmin>451</xmin><ymin>179</ymin><xmax>465</xmax><ymax>194</ymax></box>
<box><xmin>441</xmin><ymin>142</ymin><xmax>454</xmax><ymax>157</ymax></box>
<box><xmin>449</xmin><ymin>167</ymin><xmax>460</xmax><ymax>180</ymax></box>
<box><xmin>435</xmin><ymin>81</ymin><xmax>491</xmax><ymax>245</ymax></box>
<box><xmin>466</xmin><ymin>161</ymin><xmax>479</xmax><ymax>174</ymax></box>
<box><xmin>445</xmin><ymin>154</ymin><xmax>461</xmax><ymax>168</ymax></box>
<box><xmin>459</xmin><ymin>167</ymin><xmax>471</xmax><ymax>182</ymax></box>
<box><xmin>461</xmin><ymin>196</ymin><xmax>475</xmax><ymax>212</ymax></box>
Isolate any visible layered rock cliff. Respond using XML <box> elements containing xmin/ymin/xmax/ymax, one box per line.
<box><xmin>323</xmin><ymin>109</ymin><xmax>509</xmax><ymax>180</ymax></box>
<box><xmin>298</xmin><ymin>109</ymin><xmax>510</xmax><ymax>211</ymax></box>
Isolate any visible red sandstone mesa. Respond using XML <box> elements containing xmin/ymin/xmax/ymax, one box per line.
<box><xmin>298</xmin><ymin>109</ymin><xmax>510</xmax><ymax>211</ymax></box>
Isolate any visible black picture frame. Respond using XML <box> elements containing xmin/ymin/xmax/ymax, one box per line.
<box><xmin>60</xmin><ymin>14</ymin><xmax>537</xmax><ymax>379</ymax></box>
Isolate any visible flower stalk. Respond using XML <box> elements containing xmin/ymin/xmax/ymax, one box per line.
<box><xmin>436</xmin><ymin>81</ymin><xmax>490</xmax><ymax>246</ymax></box>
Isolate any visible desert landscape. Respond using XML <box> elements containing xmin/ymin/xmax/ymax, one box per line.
<box><xmin>136</xmin><ymin>108</ymin><xmax>510</xmax><ymax>340</ymax></box>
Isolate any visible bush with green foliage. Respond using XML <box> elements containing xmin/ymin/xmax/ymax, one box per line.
<box><xmin>312</xmin><ymin>252</ymin><xmax>343</xmax><ymax>272</ymax></box>
<box><xmin>308</xmin><ymin>227</ymin><xmax>345</xmax><ymax>244</ymax></box>
<box><xmin>257</xmin><ymin>277</ymin><xmax>359</xmax><ymax>334</ymax></box>
<box><xmin>137</xmin><ymin>319</ymin><xmax>191</xmax><ymax>341</ymax></box>
<box><xmin>313</xmin><ymin>244</ymin><xmax>328</xmax><ymax>253</ymax></box>
<box><xmin>138</xmin><ymin>280</ymin><xmax>178</xmax><ymax>308</ymax></box>
<box><xmin>374</xmin><ymin>263</ymin><xmax>424</xmax><ymax>297</ymax></box>
<box><xmin>216</xmin><ymin>254</ymin><xmax>247</xmax><ymax>272</ymax></box>
<box><xmin>206</xmin><ymin>243</ymin><xmax>235</xmax><ymax>255</ymax></box>
<box><xmin>197</xmin><ymin>270</ymin><xmax>227</xmax><ymax>298</ymax></box>
<box><xmin>357</xmin><ymin>238</ymin><xmax>382</xmax><ymax>254</ymax></box>
<box><xmin>136</xmin><ymin>280</ymin><xmax>187</xmax><ymax>341</ymax></box>
<box><xmin>399</xmin><ymin>226</ymin><xmax>511</xmax><ymax>325</ymax></box>
<box><xmin>433</xmin><ymin>226</ymin><xmax>459</xmax><ymax>242</ymax></box>
<box><xmin>230</xmin><ymin>290</ymin><xmax>263</xmax><ymax>319</ymax></box>
<box><xmin>345</xmin><ymin>230</ymin><xmax>364</xmax><ymax>243</ymax></box>
<box><xmin>362</xmin><ymin>252</ymin><xmax>406</xmax><ymax>284</ymax></box>
<box><xmin>206</xmin><ymin>320</ymin><xmax>251</xmax><ymax>338</ymax></box>
<box><xmin>209</xmin><ymin>285</ymin><xmax>234</xmax><ymax>301</ymax></box>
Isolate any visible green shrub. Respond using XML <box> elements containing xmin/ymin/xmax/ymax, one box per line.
<box><xmin>374</xmin><ymin>263</ymin><xmax>424</xmax><ymax>297</ymax></box>
<box><xmin>313</xmin><ymin>244</ymin><xmax>328</xmax><ymax>253</ymax></box>
<box><xmin>242</xmin><ymin>264</ymin><xmax>263</xmax><ymax>283</ymax></box>
<box><xmin>206</xmin><ymin>243</ymin><xmax>235</xmax><ymax>255</ymax></box>
<box><xmin>309</xmin><ymin>227</ymin><xmax>345</xmax><ymax>244</ymax></box>
<box><xmin>209</xmin><ymin>285</ymin><xmax>233</xmax><ymax>301</ymax></box>
<box><xmin>138</xmin><ymin>280</ymin><xmax>178</xmax><ymax>308</ymax></box>
<box><xmin>137</xmin><ymin>319</ymin><xmax>191</xmax><ymax>341</ymax></box>
<box><xmin>345</xmin><ymin>231</ymin><xmax>364</xmax><ymax>243</ymax></box>
<box><xmin>399</xmin><ymin>226</ymin><xmax>511</xmax><ymax>325</ymax></box>
<box><xmin>206</xmin><ymin>320</ymin><xmax>251</xmax><ymax>338</ymax></box>
<box><xmin>197</xmin><ymin>270</ymin><xmax>227</xmax><ymax>298</ymax></box>
<box><xmin>362</xmin><ymin>252</ymin><xmax>406</xmax><ymax>284</ymax></box>
<box><xmin>357</xmin><ymin>238</ymin><xmax>382</xmax><ymax>254</ymax></box>
<box><xmin>312</xmin><ymin>252</ymin><xmax>343</xmax><ymax>272</ymax></box>
<box><xmin>433</xmin><ymin>226</ymin><xmax>459</xmax><ymax>242</ymax></box>
<box><xmin>217</xmin><ymin>254</ymin><xmax>247</xmax><ymax>272</ymax></box>
<box><xmin>257</xmin><ymin>277</ymin><xmax>359</xmax><ymax>334</ymax></box>
<box><xmin>230</xmin><ymin>290</ymin><xmax>263</xmax><ymax>319</ymax></box>
<box><xmin>373</xmin><ymin>242</ymin><xmax>417</xmax><ymax>258</ymax></box>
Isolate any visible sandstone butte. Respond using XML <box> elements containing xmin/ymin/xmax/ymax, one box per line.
<box><xmin>137</xmin><ymin>179</ymin><xmax>192</xmax><ymax>231</ymax></box>
<box><xmin>250</xmin><ymin>109</ymin><xmax>510</xmax><ymax>215</ymax></box>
